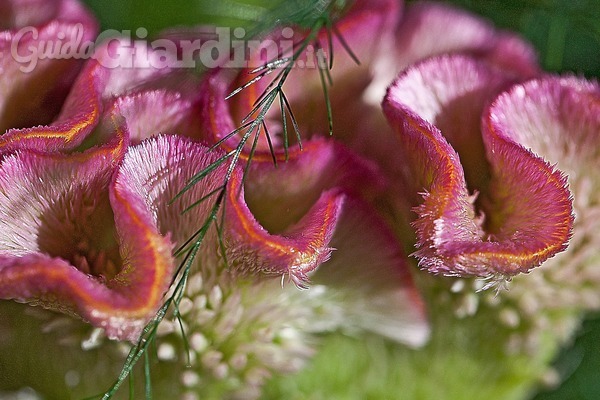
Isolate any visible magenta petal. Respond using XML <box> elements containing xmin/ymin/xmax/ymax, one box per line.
<box><xmin>227</xmin><ymin>186</ymin><xmax>344</xmax><ymax>289</ymax></box>
<box><xmin>0</xmin><ymin>0</ymin><xmax>98</xmax><ymax>133</ymax></box>
<box><xmin>0</xmin><ymin>134</ymin><xmax>174</xmax><ymax>341</ymax></box>
<box><xmin>486</xmin><ymin>77</ymin><xmax>600</xmax><ymax>237</ymax></box>
<box><xmin>383</xmin><ymin>55</ymin><xmax>573</xmax><ymax>278</ymax></box>
<box><xmin>228</xmin><ymin>164</ymin><xmax>346</xmax><ymax>288</ymax></box>
<box><xmin>117</xmin><ymin>135</ymin><xmax>344</xmax><ymax>289</ymax></box>
<box><xmin>0</xmin><ymin>62</ymin><xmax>107</xmax><ymax>153</ymax></box>
<box><xmin>0</xmin><ymin>37</ymin><xmax>194</xmax><ymax>154</ymax></box>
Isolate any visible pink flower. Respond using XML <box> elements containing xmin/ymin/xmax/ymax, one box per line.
<box><xmin>0</xmin><ymin>0</ymin><xmax>97</xmax><ymax>134</ymax></box>
<box><xmin>383</xmin><ymin>54</ymin><xmax>573</xmax><ymax>278</ymax></box>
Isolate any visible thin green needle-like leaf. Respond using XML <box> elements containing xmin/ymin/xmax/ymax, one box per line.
<box><xmin>262</xmin><ymin>119</ymin><xmax>278</xmax><ymax>165</ymax></box>
<box><xmin>325</xmin><ymin>17</ymin><xmax>335</xmax><ymax>70</ymax></box>
<box><xmin>209</xmin><ymin>120</ymin><xmax>254</xmax><ymax>151</ymax></box>
<box><xmin>128</xmin><ymin>371</ymin><xmax>134</xmax><ymax>400</ymax></box>
<box><xmin>174</xmin><ymin>208</ymin><xmax>218</xmax><ymax>257</ymax></box>
<box><xmin>279</xmin><ymin>91</ymin><xmax>290</xmax><ymax>160</ymax></box>
<box><xmin>174</xmin><ymin>284</ymin><xmax>191</xmax><ymax>367</ymax></box>
<box><xmin>171</xmin><ymin>151</ymin><xmax>234</xmax><ymax>204</ymax></box>
<box><xmin>216</xmin><ymin>198</ymin><xmax>229</xmax><ymax>268</ymax></box>
<box><xmin>241</xmin><ymin>88</ymin><xmax>278</xmax><ymax>124</ymax></box>
<box><xmin>173</xmin><ymin>226</ymin><xmax>206</xmax><ymax>258</ymax></box>
<box><xmin>223</xmin><ymin>127</ymin><xmax>253</xmax><ymax>183</ymax></box>
<box><xmin>226</xmin><ymin>67</ymin><xmax>275</xmax><ymax>100</ymax></box>
<box><xmin>332</xmin><ymin>23</ymin><xmax>360</xmax><ymax>65</ymax></box>
<box><xmin>170</xmin><ymin>243</ymin><xmax>197</xmax><ymax>286</ymax></box>
<box><xmin>241</xmin><ymin>124</ymin><xmax>263</xmax><ymax>194</ymax></box>
<box><xmin>144</xmin><ymin>352</ymin><xmax>152</xmax><ymax>400</ymax></box>
<box><xmin>181</xmin><ymin>185</ymin><xmax>226</xmax><ymax>215</ymax></box>
<box><xmin>280</xmin><ymin>90</ymin><xmax>303</xmax><ymax>150</ymax></box>
<box><xmin>323</xmin><ymin>54</ymin><xmax>333</xmax><ymax>84</ymax></box>
<box><xmin>250</xmin><ymin>56</ymin><xmax>292</xmax><ymax>74</ymax></box>
<box><xmin>101</xmin><ymin>310</ymin><xmax>164</xmax><ymax>399</ymax></box>
<box><xmin>252</xmin><ymin>82</ymin><xmax>277</xmax><ymax>110</ymax></box>
<box><xmin>317</xmin><ymin>53</ymin><xmax>334</xmax><ymax>136</ymax></box>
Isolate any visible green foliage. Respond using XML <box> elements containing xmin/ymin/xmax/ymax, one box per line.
<box><xmin>533</xmin><ymin>315</ymin><xmax>600</xmax><ymax>400</ymax></box>
<box><xmin>439</xmin><ymin>0</ymin><xmax>600</xmax><ymax>76</ymax></box>
<box><xmin>263</xmin><ymin>300</ymin><xmax>552</xmax><ymax>400</ymax></box>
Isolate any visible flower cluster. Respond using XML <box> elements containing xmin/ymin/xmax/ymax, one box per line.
<box><xmin>0</xmin><ymin>0</ymin><xmax>598</xmax><ymax>399</ymax></box>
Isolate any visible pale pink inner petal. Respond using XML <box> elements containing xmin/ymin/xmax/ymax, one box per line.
<box><xmin>312</xmin><ymin>196</ymin><xmax>429</xmax><ymax>347</ymax></box>
<box><xmin>386</xmin><ymin>55</ymin><xmax>510</xmax><ymax>203</ymax></box>
<box><xmin>489</xmin><ymin>77</ymin><xmax>600</xmax><ymax>173</ymax></box>
<box><xmin>115</xmin><ymin>134</ymin><xmax>225</xmax><ymax>248</ymax></box>
<box><xmin>113</xmin><ymin>90</ymin><xmax>199</xmax><ymax>145</ymax></box>
<box><xmin>0</xmin><ymin>150</ymin><xmax>121</xmax><ymax>280</ymax></box>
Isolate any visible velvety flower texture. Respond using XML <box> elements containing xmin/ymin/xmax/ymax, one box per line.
<box><xmin>0</xmin><ymin>0</ymin><xmax>98</xmax><ymax>134</ymax></box>
<box><xmin>0</xmin><ymin>0</ymin><xmax>596</xmax><ymax>399</ymax></box>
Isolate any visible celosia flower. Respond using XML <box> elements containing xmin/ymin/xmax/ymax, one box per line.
<box><xmin>383</xmin><ymin>54</ymin><xmax>573</xmax><ymax>279</ymax></box>
<box><xmin>0</xmin><ymin>0</ymin><xmax>594</xmax><ymax>399</ymax></box>
<box><xmin>0</xmin><ymin>1</ymin><xmax>428</xmax><ymax>398</ymax></box>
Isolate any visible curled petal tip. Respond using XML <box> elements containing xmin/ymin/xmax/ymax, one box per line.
<box><xmin>383</xmin><ymin>55</ymin><xmax>573</xmax><ymax>278</ymax></box>
<box><xmin>226</xmin><ymin>176</ymin><xmax>345</xmax><ymax>283</ymax></box>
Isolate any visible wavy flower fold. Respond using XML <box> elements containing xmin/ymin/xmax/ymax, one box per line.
<box><xmin>383</xmin><ymin>55</ymin><xmax>573</xmax><ymax>278</ymax></box>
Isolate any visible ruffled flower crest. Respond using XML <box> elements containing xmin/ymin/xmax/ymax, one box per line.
<box><xmin>383</xmin><ymin>55</ymin><xmax>573</xmax><ymax>279</ymax></box>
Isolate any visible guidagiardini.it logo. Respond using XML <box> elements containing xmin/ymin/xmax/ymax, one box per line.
<box><xmin>6</xmin><ymin>23</ymin><xmax>329</xmax><ymax>73</ymax></box>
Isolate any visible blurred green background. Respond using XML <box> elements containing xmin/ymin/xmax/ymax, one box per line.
<box><xmin>80</xmin><ymin>0</ymin><xmax>600</xmax><ymax>398</ymax></box>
